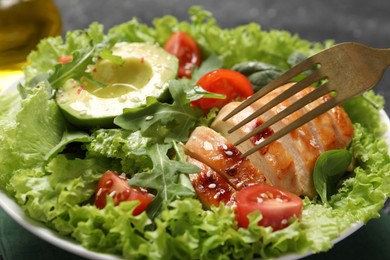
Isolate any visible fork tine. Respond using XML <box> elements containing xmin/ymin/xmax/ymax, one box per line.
<box><xmin>240</xmin><ymin>96</ymin><xmax>339</xmax><ymax>158</ymax></box>
<box><xmin>227</xmin><ymin>69</ymin><xmax>324</xmax><ymax>133</ymax></box>
<box><xmin>234</xmin><ymin>83</ymin><xmax>332</xmax><ymax>146</ymax></box>
<box><xmin>222</xmin><ymin>57</ymin><xmax>319</xmax><ymax>122</ymax></box>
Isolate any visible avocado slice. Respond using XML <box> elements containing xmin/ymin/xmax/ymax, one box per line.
<box><xmin>55</xmin><ymin>42</ymin><xmax>178</xmax><ymax>128</ymax></box>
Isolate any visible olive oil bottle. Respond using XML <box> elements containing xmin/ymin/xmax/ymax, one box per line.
<box><xmin>0</xmin><ymin>0</ymin><xmax>62</xmax><ymax>68</ymax></box>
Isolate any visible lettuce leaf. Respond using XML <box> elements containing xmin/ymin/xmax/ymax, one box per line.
<box><xmin>149</xmin><ymin>6</ymin><xmax>332</xmax><ymax>69</ymax></box>
<box><xmin>24</xmin><ymin>23</ymin><xmax>106</xmax><ymax>83</ymax></box>
<box><xmin>0</xmin><ymin>90</ymin><xmax>21</xmax><ymax>122</ymax></box>
<box><xmin>10</xmin><ymin>154</ymin><xmax>114</xmax><ymax>232</ymax></box>
<box><xmin>0</xmin><ymin>86</ymin><xmax>66</xmax><ymax>193</ymax></box>
<box><xmin>87</xmin><ymin>128</ymin><xmax>152</xmax><ymax>174</ymax></box>
<box><xmin>0</xmin><ymin>6</ymin><xmax>389</xmax><ymax>260</ymax></box>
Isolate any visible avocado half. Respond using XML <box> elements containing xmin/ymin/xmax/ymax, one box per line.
<box><xmin>55</xmin><ymin>42</ymin><xmax>178</xmax><ymax>128</ymax></box>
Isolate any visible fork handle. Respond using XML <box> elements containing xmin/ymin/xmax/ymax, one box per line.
<box><xmin>373</xmin><ymin>47</ymin><xmax>390</xmax><ymax>67</ymax></box>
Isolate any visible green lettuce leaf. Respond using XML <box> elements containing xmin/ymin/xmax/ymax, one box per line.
<box><xmin>343</xmin><ymin>91</ymin><xmax>386</xmax><ymax>135</ymax></box>
<box><xmin>0</xmin><ymin>86</ymin><xmax>66</xmax><ymax>193</ymax></box>
<box><xmin>24</xmin><ymin>23</ymin><xmax>106</xmax><ymax>83</ymax></box>
<box><xmin>10</xmin><ymin>154</ymin><xmax>114</xmax><ymax>231</ymax></box>
<box><xmin>0</xmin><ymin>90</ymin><xmax>21</xmax><ymax>122</ymax></box>
<box><xmin>0</xmin><ymin>6</ymin><xmax>389</xmax><ymax>260</ymax></box>
<box><xmin>87</xmin><ymin>128</ymin><xmax>152</xmax><ymax>174</ymax></box>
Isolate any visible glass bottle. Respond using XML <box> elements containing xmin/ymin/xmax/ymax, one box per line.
<box><xmin>0</xmin><ymin>0</ymin><xmax>62</xmax><ymax>71</ymax></box>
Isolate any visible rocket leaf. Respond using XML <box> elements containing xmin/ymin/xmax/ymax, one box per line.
<box><xmin>114</xmin><ymin>80</ymin><xmax>202</xmax><ymax>142</ymax></box>
<box><xmin>128</xmin><ymin>142</ymin><xmax>198</xmax><ymax>219</ymax></box>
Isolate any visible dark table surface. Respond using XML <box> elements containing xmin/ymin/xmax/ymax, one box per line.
<box><xmin>2</xmin><ymin>0</ymin><xmax>390</xmax><ymax>259</ymax></box>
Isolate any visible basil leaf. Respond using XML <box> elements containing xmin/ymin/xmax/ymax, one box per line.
<box><xmin>231</xmin><ymin>61</ymin><xmax>284</xmax><ymax>91</ymax></box>
<box><xmin>313</xmin><ymin>149</ymin><xmax>352</xmax><ymax>204</ymax></box>
<box><xmin>287</xmin><ymin>51</ymin><xmax>308</xmax><ymax>67</ymax></box>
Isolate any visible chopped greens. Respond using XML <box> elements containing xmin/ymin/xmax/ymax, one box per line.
<box><xmin>0</xmin><ymin>6</ymin><xmax>389</xmax><ymax>260</ymax></box>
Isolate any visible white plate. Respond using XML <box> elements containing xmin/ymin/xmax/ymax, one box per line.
<box><xmin>0</xmin><ymin>79</ymin><xmax>389</xmax><ymax>260</ymax></box>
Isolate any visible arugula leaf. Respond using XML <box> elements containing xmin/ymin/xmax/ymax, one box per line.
<box><xmin>114</xmin><ymin>80</ymin><xmax>202</xmax><ymax>142</ymax></box>
<box><xmin>128</xmin><ymin>142</ymin><xmax>198</xmax><ymax>219</ymax></box>
<box><xmin>24</xmin><ymin>23</ymin><xmax>106</xmax><ymax>83</ymax></box>
<box><xmin>44</xmin><ymin>129</ymin><xmax>91</xmax><ymax>161</ymax></box>
<box><xmin>313</xmin><ymin>149</ymin><xmax>352</xmax><ymax>204</ymax></box>
<box><xmin>99</xmin><ymin>48</ymin><xmax>124</xmax><ymax>65</ymax></box>
<box><xmin>48</xmin><ymin>45</ymin><xmax>96</xmax><ymax>89</ymax></box>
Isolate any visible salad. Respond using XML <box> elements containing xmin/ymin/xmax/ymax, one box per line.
<box><xmin>1</xmin><ymin>6</ymin><xmax>390</xmax><ymax>259</ymax></box>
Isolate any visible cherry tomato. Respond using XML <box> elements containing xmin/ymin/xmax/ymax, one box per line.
<box><xmin>191</xmin><ymin>69</ymin><xmax>254</xmax><ymax>111</ymax></box>
<box><xmin>163</xmin><ymin>31</ymin><xmax>201</xmax><ymax>78</ymax></box>
<box><xmin>58</xmin><ymin>55</ymin><xmax>72</xmax><ymax>64</ymax></box>
<box><xmin>94</xmin><ymin>170</ymin><xmax>154</xmax><ymax>215</ymax></box>
<box><xmin>235</xmin><ymin>183</ymin><xmax>303</xmax><ymax>230</ymax></box>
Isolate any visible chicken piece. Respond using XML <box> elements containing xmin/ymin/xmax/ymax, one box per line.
<box><xmin>291</xmin><ymin>83</ymin><xmax>353</xmax><ymax>150</ymax></box>
<box><xmin>291</xmin><ymin>84</ymin><xmax>339</xmax><ymax>152</ymax></box>
<box><xmin>211</xmin><ymin>102</ymin><xmax>299</xmax><ymax>195</ymax></box>
<box><xmin>327</xmin><ymin>102</ymin><xmax>354</xmax><ymax>148</ymax></box>
<box><xmin>252</xmin><ymin>84</ymin><xmax>321</xmax><ymax>181</ymax></box>
<box><xmin>184</xmin><ymin>126</ymin><xmax>268</xmax><ymax>190</ymax></box>
<box><xmin>212</xmin><ymin>83</ymin><xmax>354</xmax><ymax>197</ymax></box>
<box><xmin>187</xmin><ymin>156</ymin><xmax>236</xmax><ymax>208</ymax></box>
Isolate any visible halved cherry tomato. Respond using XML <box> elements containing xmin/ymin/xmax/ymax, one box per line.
<box><xmin>94</xmin><ymin>170</ymin><xmax>154</xmax><ymax>215</ymax></box>
<box><xmin>58</xmin><ymin>55</ymin><xmax>72</xmax><ymax>64</ymax></box>
<box><xmin>163</xmin><ymin>31</ymin><xmax>201</xmax><ymax>78</ymax></box>
<box><xmin>191</xmin><ymin>69</ymin><xmax>254</xmax><ymax>111</ymax></box>
<box><xmin>235</xmin><ymin>183</ymin><xmax>303</xmax><ymax>230</ymax></box>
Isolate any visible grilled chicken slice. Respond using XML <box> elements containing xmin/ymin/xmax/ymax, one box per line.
<box><xmin>212</xmin><ymin>83</ymin><xmax>354</xmax><ymax>197</ymax></box>
<box><xmin>290</xmin><ymin>83</ymin><xmax>353</xmax><ymax>150</ymax></box>
<box><xmin>184</xmin><ymin>126</ymin><xmax>268</xmax><ymax>190</ymax></box>
<box><xmin>291</xmin><ymin>84</ymin><xmax>339</xmax><ymax>152</ymax></box>
<box><xmin>187</xmin><ymin>156</ymin><xmax>237</xmax><ymax>208</ymax></box>
<box><xmin>211</xmin><ymin>102</ymin><xmax>299</xmax><ymax>195</ymax></box>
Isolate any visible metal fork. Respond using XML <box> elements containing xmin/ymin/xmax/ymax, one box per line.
<box><xmin>223</xmin><ymin>42</ymin><xmax>390</xmax><ymax>158</ymax></box>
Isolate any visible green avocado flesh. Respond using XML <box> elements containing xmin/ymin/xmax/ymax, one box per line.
<box><xmin>55</xmin><ymin>42</ymin><xmax>178</xmax><ymax>128</ymax></box>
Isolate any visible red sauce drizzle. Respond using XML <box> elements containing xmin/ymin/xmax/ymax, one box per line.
<box><xmin>250</xmin><ymin>119</ymin><xmax>274</xmax><ymax>154</ymax></box>
<box><xmin>197</xmin><ymin>171</ymin><xmax>233</xmax><ymax>204</ymax></box>
<box><xmin>77</xmin><ymin>86</ymin><xmax>84</xmax><ymax>95</ymax></box>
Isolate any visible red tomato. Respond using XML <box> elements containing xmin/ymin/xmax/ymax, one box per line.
<box><xmin>163</xmin><ymin>31</ymin><xmax>201</xmax><ymax>78</ymax></box>
<box><xmin>58</xmin><ymin>55</ymin><xmax>72</xmax><ymax>64</ymax></box>
<box><xmin>94</xmin><ymin>170</ymin><xmax>154</xmax><ymax>215</ymax></box>
<box><xmin>235</xmin><ymin>184</ymin><xmax>303</xmax><ymax>230</ymax></box>
<box><xmin>191</xmin><ymin>69</ymin><xmax>254</xmax><ymax>111</ymax></box>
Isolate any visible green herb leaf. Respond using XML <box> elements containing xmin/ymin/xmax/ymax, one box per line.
<box><xmin>114</xmin><ymin>80</ymin><xmax>202</xmax><ymax>142</ymax></box>
<box><xmin>99</xmin><ymin>49</ymin><xmax>124</xmax><ymax>65</ymax></box>
<box><xmin>232</xmin><ymin>61</ymin><xmax>284</xmax><ymax>91</ymax></box>
<box><xmin>287</xmin><ymin>51</ymin><xmax>308</xmax><ymax>67</ymax></box>
<box><xmin>128</xmin><ymin>143</ymin><xmax>198</xmax><ymax>219</ymax></box>
<box><xmin>48</xmin><ymin>45</ymin><xmax>96</xmax><ymax>89</ymax></box>
<box><xmin>44</xmin><ymin>129</ymin><xmax>91</xmax><ymax>161</ymax></box>
<box><xmin>313</xmin><ymin>149</ymin><xmax>352</xmax><ymax>204</ymax></box>
<box><xmin>191</xmin><ymin>54</ymin><xmax>223</xmax><ymax>81</ymax></box>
